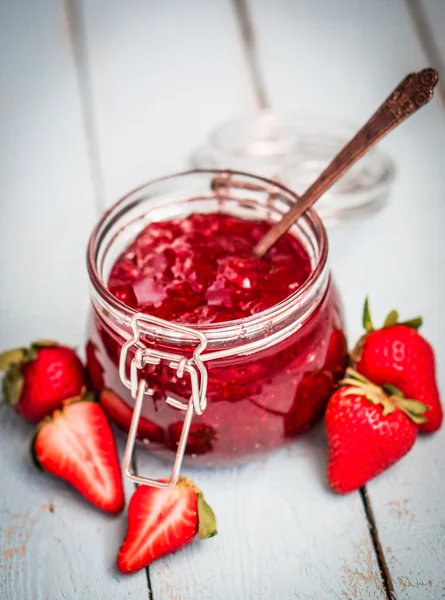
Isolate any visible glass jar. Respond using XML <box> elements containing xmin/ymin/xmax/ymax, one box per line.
<box><xmin>191</xmin><ymin>112</ymin><xmax>395</xmax><ymax>225</ymax></box>
<box><xmin>86</xmin><ymin>170</ymin><xmax>347</xmax><ymax>476</ymax></box>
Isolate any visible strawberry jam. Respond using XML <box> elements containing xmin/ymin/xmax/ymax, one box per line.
<box><xmin>88</xmin><ymin>212</ymin><xmax>346</xmax><ymax>465</ymax></box>
<box><xmin>108</xmin><ymin>213</ymin><xmax>312</xmax><ymax>323</ymax></box>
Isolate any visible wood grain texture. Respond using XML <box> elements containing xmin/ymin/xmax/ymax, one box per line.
<box><xmin>82</xmin><ymin>0</ymin><xmax>256</xmax><ymax>205</ymax></box>
<box><xmin>247</xmin><ymin>0</ymin><xmax>445</xmax><ymax>597</ymax></box>
<box><xmin>0</xmin><ymin>410</ymin><xmax>144</xmax><ymax>600</ymax></box>
<box><xmin>0</xmin><ymin>1</ymin><xmax>147</xmax><ymax>598</ymax></box>
<box><xmin>1</xmin><ymin>0</ymin><xmax>444</xmax><ymax>598</ymax></box>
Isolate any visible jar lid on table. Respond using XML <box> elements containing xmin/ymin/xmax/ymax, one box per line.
<box><xmin>191</xmin><ymin>111</ymin><xmax>396</xmax><ymax>225</ymax></box>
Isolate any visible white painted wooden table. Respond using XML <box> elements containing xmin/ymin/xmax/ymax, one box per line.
<box><xmin>1</xmin><ymin>1</ymin><xmax>444</xmax><ymax>598</ymax></box>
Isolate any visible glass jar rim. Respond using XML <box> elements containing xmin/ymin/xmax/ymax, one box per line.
<box><xmin>87</xmin><ymin>169</ymin><xmax>329</xmax><ymax>346</ymax></box>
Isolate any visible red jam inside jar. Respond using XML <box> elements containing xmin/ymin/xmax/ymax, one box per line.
<box><xmin>87</xmin><ymin>171</ymin><xmax>347</xmax><ymax>465</ymax></box>
<box><xmin>107</xmin><ymin>213</ymin><xmax>312</xmax><ymax>324</ymax></box>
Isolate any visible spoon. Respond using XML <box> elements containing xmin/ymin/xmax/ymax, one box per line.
<box><xmin>252</xmin><ymin>68</ymin><xmax>439</xmax><ymax>258</ymax></box>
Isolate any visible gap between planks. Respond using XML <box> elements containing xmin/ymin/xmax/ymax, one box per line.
<box><xmin>64</xmin><ymin>1</ymin><xmax>153</xmax><ymax>596</ymax></box>
<box><xmin>403</xmin><ymin>0</ymin><xmax>445</xmax><ymax>109</ymax></box>
<box><xmin>360</xmin><ymin>488</ymin><xmax>394</xmax><ymax>600</ymax></box>
<box><xmin>231</xmin><ymin>0</ymin><xmax>270</xmax><ymax>109</ymax></box>
<box><xmin>132</xmin><ymin>453</ymin><xmax>154</xmax><ymax>600</ymax></box>
<box><xmin>64</xmin><ymin>0</ymin><xmax>107</xmax><ymax>214</ymax></box>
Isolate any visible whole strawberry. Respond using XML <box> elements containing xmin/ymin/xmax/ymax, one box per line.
<box><xmin>0</xmin><ymin>341</ymin><xmax>86</xmax><ymax>423</ymax></box>
<box><xmin>326</xmin><ymin>368</ymin><xmax>428</xmax><ymax>493</ymax></box>
<box><xmin>352</xmin><ymin>299</ymin><xmax>442</xmax><ymax>433</ymax></box>
<box><xmin>117</xmin><ymin>477</ymin><xmax>217</xmax><ymax>573</ymax></box>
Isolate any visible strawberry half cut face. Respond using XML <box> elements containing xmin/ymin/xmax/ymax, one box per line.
<box><xmin>32</xmin><ymin>397</ymin><xmax>125</xmax><ymax>514</ymax></box>
<box><xmin>117</xmin><ymin>477</ymin><xmax>217</xmax><ymax>573</ymax></box>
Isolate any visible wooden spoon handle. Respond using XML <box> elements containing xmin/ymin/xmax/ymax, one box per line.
<box><xmin>253</xmin><ymin>68</ymin><xmax>439</xmax><ymax>258</ymax></box>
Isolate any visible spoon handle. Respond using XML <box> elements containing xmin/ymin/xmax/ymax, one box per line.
<box><xmin>253</xmin><ymin>68</ymin><xmax>439</xmax><ymax>258</ymax></box>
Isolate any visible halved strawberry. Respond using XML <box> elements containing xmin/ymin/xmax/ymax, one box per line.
<box><xmin>0</xmin><ymin>341</ymin><xmax>86</xmax><ymax>423</ymax></box>
<box><xmin>117</xmin><ymin>477</ymin><xmax>217</xmax><ymax>573</ymax></box>
<box><xmin>99</xmin><ymin>389</ymin><xmax>164</xmax><ymax>444</ymax></box>
<box><xmin>32</xmin><ymin>396</ymin><xmax>125</xmax><ymax>514</ymax></box>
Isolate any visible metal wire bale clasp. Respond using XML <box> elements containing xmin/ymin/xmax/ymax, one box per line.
<box><xmin>119</xmin><ymin>313</ymin><xmax>208</xmax><ymax>489</ymax></box>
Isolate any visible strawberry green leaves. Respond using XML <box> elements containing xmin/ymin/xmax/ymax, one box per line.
<box><xmin>398</xmin><ymin>316</ymin><xmax>423</xmax><ymax>330</ymax></box>
<box><xmin>362</xmin><ymin>297</ymin><xmax>374</xmax><ymax>333</ymax></box>
<box><xmin>2</xmin><ymin>363</ymin><xmax>24</xmax><ymax>407</ymax></box>
<box><xmin>197</xmin><ymin>492</ymin><xmax>218</xmax><ymax>540</ymax></box>
<box><xmin>383</xmin><ymin>309</ymin><xmax>399</xmax><ymax>328</ymax></box>
<box><xmin>341</xmin><ymin>368</ymin><xmax>428</xmax><ymax>425</ymax></box>
<box><xmin>0</xmin><ymin>348</ymin><xmax>28</xmax><ymax>371</ymax></box>
<box><xmin>362</xmin><ymin>297</ymin><xmax>422</xmax><ymax>332</ymax></box>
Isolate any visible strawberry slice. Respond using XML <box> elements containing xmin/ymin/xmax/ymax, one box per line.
<box><xmin>32</xmin><ymin>396</ymin><xmax>125</xmax><ymax>514</ymax></box>
<box><xmin>284</xmin><ymin>370</ymin><xmax>334</xmax><ymax>437</ymax></box>
<box><xmin>99</xmin><ymin>389</ymin><xmax>165</xmax><ymax>444</ymax></box>
<box><xmin>85</xmin><ymin>341</ymin><xmax>105</xmax><ymax>392</ymax></box>
<box><xmin>168</xmin><ymin>422</ymin><xmax>217</xmax><ymax>455</ymax></box>
<box><xmin>117</xmin><ymin>477</ymin><xmax>217</xmax><ymax>573</ymax></box>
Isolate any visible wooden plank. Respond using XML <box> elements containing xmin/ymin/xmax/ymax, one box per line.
<box><xmin>82</xmin><ymin>0</ymin><xmax>256</xmax><ymax>205</ymax></box>
<box><xmin>0</xmin><ymin>411</ymin><xmax>144</xmax><ymax>600</ymax></box>
<box><xmin>248</xmin><ymin>0</ymin><xmax>445</xmax><ymax>597</ymax></box>
<box><xmin>0</xmin><ymin>0</ymin><xmax>93</xmax><ymax>349</ymax></box>
<box><xmin>136</xmin><ymin>429</ymin><xmax>385</xmax><ymax>600</ymax></box>
<box><xmin>0</xmin><ymin>2</ymin><xmax>147</xmax><ymax>598</ymax></box>
<box><xmin>83</xmin><ymin>1</ymin><xmax>388</xmax><ymax>597</ymax></box>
